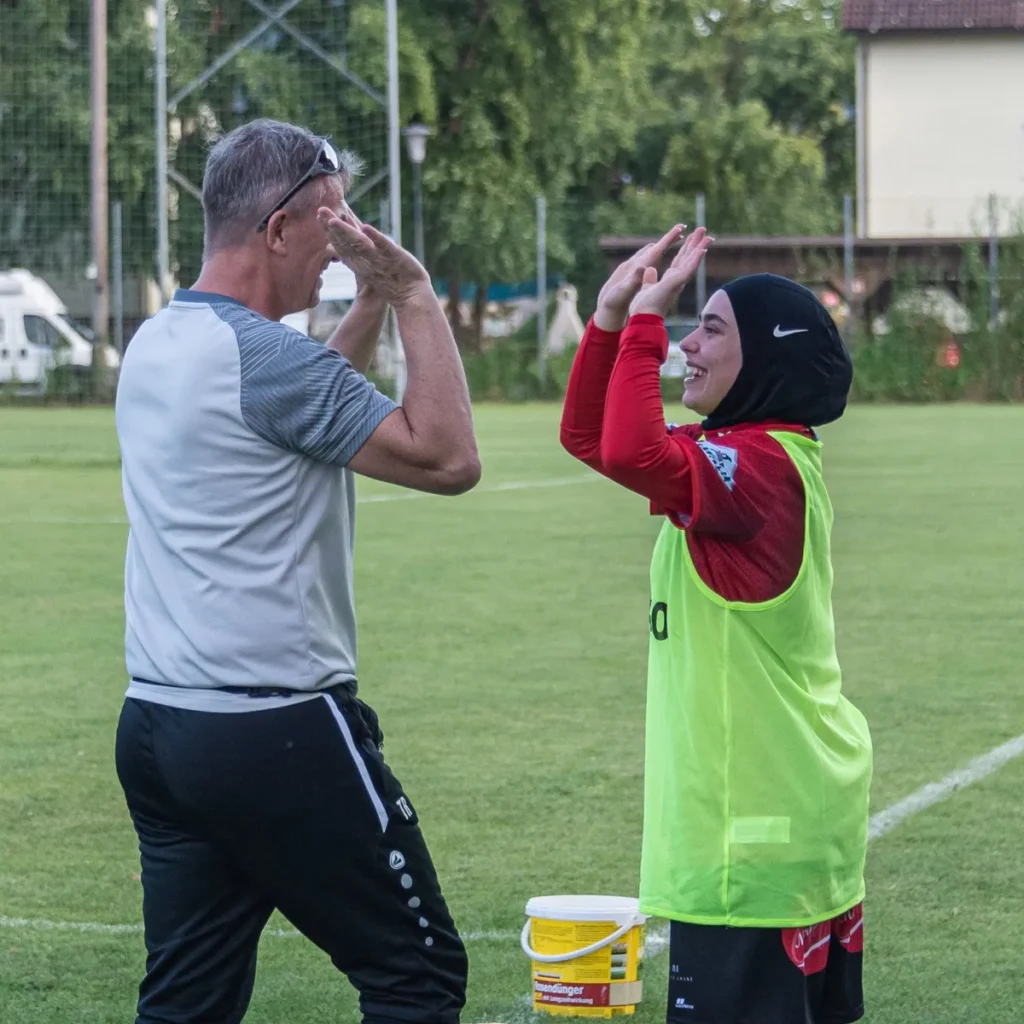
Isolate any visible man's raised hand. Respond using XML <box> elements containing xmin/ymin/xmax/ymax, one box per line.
<box><xmin>318</xmin><ymin>207</ymin><xmax>430</xmax><ymax>308</ymax></box>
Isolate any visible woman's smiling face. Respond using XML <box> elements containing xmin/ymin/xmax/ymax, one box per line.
<box><xmin>680</xmin><ymin>290</ymin><xmax>743</xmax><ymax>415</ymax></box>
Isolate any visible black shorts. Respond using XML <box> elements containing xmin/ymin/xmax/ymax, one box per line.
<box><xmin>115</xmin><ymin>690</ymin><xmax>467</xmax><ymax>1024</ymax></box>
<box><xmin>666</xmin><ymin>906</ymin><xmax>864</xmax><ymax>1024</ymax></box>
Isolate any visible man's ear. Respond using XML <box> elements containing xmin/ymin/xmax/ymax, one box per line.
<box><xmin>264</xmin><ymin>210</ymin><xmax>289</xmax><ymax>255</ymax></box>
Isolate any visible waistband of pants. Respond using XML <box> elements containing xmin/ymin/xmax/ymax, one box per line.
<box><xmin>130</xmin><ymin>677</ymin><xmax>355</xmax><ymax>700</ymax></box>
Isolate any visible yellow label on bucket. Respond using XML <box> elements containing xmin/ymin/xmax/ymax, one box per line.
<box><xmin>529</xmin><ymin>918</ymin><xmax>645</xmax><ymax>1018</ymax></box>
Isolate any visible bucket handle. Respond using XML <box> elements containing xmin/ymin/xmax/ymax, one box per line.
<box><xmin>520</xmin><ymin>918</ymin><xmax>640</xmax><ymax>964</ymax></box>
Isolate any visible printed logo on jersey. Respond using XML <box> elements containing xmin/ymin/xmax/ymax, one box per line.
<box><xmin>389</xmin><ymin>850</ymin><xmax>406</xmax><ymax>870</ymax></box>
<box><xmin>696</xmin><ymin>440</ymin><xmax>738</xmax><ymax>491</ymax></box>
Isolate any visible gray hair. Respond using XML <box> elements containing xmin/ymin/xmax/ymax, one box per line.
<box><xmin>202</xmin><ymin>118</ymin><xmax>361</xmax><ymax>252</ymax></box>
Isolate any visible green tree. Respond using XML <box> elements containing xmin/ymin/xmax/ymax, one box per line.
<box><xmin>0</xmin><ymin>0</ymin><xmax>92</xmax><ymax>274</ymax></box>
<box><xmin>1</xmin><ymin>0</ymin><xmax>857</xmax><ymax>335</ymax></box>
<box><xmin>737</xmin><ymin>0</ymin><xmax>855</xmax><ymax>203</ymax></box>
<box><xmin>390</xmin><ymin>0</ymin><xmax>655</xmax><ymax>347</ymax></box>
<box><xmin>566</xmin><ymin>0</ymin><xmax>856</xmax><ymax>314</ymax></box>
<box><xmin>0</xmin><ymin>0</ymin><xmax>160</xmax><ymax>276</ymax></box>
<box><xmin>660</xmin><ymin>97</ymin><xmax>833</xmax><ymax>234</ymax></box>
<box><xmin>603</xmin><ymin>0</ymin><xmax>854</xmax><ymax>230</ymax></box>
<box><xmin>167</xmin><ymin>0</ymin><xmax>400</xmax><ymax>285</ymax></box>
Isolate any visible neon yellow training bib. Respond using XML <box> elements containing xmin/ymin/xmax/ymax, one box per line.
<box><xmin>640</xmin><ymin>430</ymin><xmax>872</xmax><ymax>928</ymax></box>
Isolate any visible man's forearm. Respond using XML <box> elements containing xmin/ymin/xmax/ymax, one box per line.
<box><xmin>325</xmin><ymin>292</ymin><xmax>389</xmax><ymax>373</ymax></box>
<box><xmin>395</xmin><ymin>286</ymin><xmax>477</xmax><ymax>474</ymax></box>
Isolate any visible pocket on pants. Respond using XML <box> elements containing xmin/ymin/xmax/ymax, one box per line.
<box><xmin>352</xmin><ymin>696</ymin><xmax>385</xmax><ymax>750</ymax></box>
<box><xmin>323</xmin><ymin>693</ymin><xmax>417</xmax><ymax>832</ymax></box>
<box><xmin>361</xmin><ymin>733</ymin><xmax>419</xmax><ymax>828</ymax></box>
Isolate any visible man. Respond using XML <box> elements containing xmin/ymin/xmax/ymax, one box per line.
<box><xmin>114</xmin><ymin>118</ymin><xmax>480</xmax><ymax>1024</ymax></box>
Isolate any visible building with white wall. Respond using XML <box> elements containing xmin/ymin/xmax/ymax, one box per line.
<box><xmin>845</xmin><ymin>0</ymin><xmax>1024</xmax><ymax>237</ymax></box>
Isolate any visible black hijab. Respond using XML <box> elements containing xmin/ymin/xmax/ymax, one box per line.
<box><xmin>701</xmin><ymin>274</ymin><xmax>853</xmax><ymax>431</ymax></box>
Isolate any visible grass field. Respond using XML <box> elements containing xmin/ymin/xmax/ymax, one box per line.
<box><xmin>2</xmin><ymin>402</ymin><xmax>1024</xmax><ymax>1023</ymax></box>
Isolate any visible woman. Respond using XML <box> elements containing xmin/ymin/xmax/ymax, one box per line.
<box><xmin>560</xmin><ymin>226</ymin><xmax>872</xmax><ymax>1024</ymax></box>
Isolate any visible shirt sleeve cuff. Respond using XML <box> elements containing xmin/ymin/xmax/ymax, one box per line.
<box><xmin>340</xmin><ymin>388</ymin><xmax>400</xmax><ymax>465</ymax></box>
<box><xmin>627</xmin><ymin>314</ymin><xmax>666</xmax><ymax>328</ymax></box>
<box><xmin>621</xmin><ymin>314</ymin><xmax>669</xmax><ymax>360</ymax></box>
<box><xmin>586</xmin><ymin>317</ymin><xmax>623</xmax><ymax>345</ymax></box>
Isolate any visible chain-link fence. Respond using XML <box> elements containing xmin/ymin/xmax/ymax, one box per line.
<box><xmin>4</xmin><ymin>4</ymin><xmax>1024</xmax><ymax>403</ymax></box>
<box><xmin>1</xmin><ymin>0</ymin><xmax>390</xmax><ymax>392</ymax></box>
<box><xmin>1</xmin><ymin>3</ymin><xmax>101</xmax><ymax>329</ymax></box>
<box><xmin>163</xmin><ymin>0</ymin><xmax>390</xmax><ymax>292</ymax></box>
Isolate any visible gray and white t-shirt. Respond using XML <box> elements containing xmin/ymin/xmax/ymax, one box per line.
<box><xmin>115</xmin><ymin>289</ymin><xmax>396</xmax><ymax>711</ymax></box>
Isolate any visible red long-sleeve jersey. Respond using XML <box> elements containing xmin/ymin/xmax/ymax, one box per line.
<box><xmin>560</xmin><ymin>314</ymin><xmax>812</xmax><ymax>604</ymax></box>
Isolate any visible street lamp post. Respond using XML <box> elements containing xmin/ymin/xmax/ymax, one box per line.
<box><xmin>402</xmin><ymin>124</ymin><xmax>431</xmax><ymax>267</ymax></box>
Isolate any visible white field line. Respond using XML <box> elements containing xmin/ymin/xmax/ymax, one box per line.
<box><xmin>488</xmin><ymin>734</ymin><xmax>1024</xmax><ymax>1023</ymax></box>
<box><xmin>4</xmin><ymin>731</ymin><xmax>1022</xmax><ymax>944</ymax></box>
<box><xmin>867</xmin><ymin>731</ymin><xmax>1024</xmax><ymax>840</ymax></box>
<box><xmin>0</xmin><ymin>473</ymin><xmax>601</xmax><ymax>525</ymax></box>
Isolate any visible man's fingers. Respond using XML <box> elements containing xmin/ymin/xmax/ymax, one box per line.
<box><xmin>319</xmin><ymin>207</ymin><xmax>369</xmax><ymax>240</ymax></box>
<box><xmin>341</xmin><ymin>202</ymin><xmax>363</xmax><ymax>228</ymax></box>
<box><xmin>320</xmin><ymin>215</ymin><xmax>376</xmax><ymax>261</ymax></box>
<box><xmin>319</xmin><ymin>204</ymin><xmax>360</xmax><ymax>226</ymax></box>
<box><xmin>317</xmin><ymin>206</ymin><xmax>345</xmax><ymax>228</ymax></box>
<box><xmin>360</xmin><ymin>223</ymin><xmax>406</xmax><ymax>254</ymax></box>
<box><xmin>318</xmin><ymin>210</ymin><xmax>359</xmax><ymax>238</ymax></box>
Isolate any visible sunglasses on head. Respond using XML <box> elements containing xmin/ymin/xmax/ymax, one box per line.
<box><xmin>256</xmin><ymin>139</ymin><xmax>342</xmax><ymax>233</ymax></box>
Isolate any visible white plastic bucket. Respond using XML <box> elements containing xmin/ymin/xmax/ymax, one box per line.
<box><xmin>522</xmin><ymin>896</ymin><xmax>649</xmax><ymax>1018</ymax></box>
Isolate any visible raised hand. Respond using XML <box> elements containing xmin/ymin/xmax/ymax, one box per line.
<box><xmin>594</xmin><ymin>224</ymin><xmax>686</xmax><ymax>331</ymax></box>
<box><xmin>318</xmin><ymin>207</ymin><xmax>430</xmax><ymax>308</ymax></box>
<box><xmin>629</xmin><ymin>227</ymin><xmax>714</xmax><ymax>319</ymax></box>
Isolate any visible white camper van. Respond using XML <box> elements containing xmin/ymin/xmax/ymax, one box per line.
<box><xmin>0</xmin><ymin>270</ymin><xmax>120</xmax><ymax>388</ymax></box>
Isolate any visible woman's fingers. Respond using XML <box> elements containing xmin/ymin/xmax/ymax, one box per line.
<box><xmin>666</xmin><ymin>237</ymin><xmax>714</xmax><ymax>288</ymax></box>
<box><xmin>621</xmin><ymin>224</ymin><xmax>685</xmax><ymax>275</ymax></box>
<box><xmin>646</xmin><ymin>224</ymin><xmax>686</xmax><ymax>266</ymax></box>
<box><xmin>671</xmin><ymin>226</ymin><xmax>708</xmax><ymax>268</ymax></box>
<box><xmin>627</xmin><ymin>228</ymin><xmax>714</xmax><ymax>317</ymax></box>
<box><xmin>620</xmin><ymin>240</ymin><xmax>657</xmax><ymax>278</ymax></box>
<box><xmin>601</xmin><ymin>224</ymin><xmax>699</xmax><ymax>314</ymax></box>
